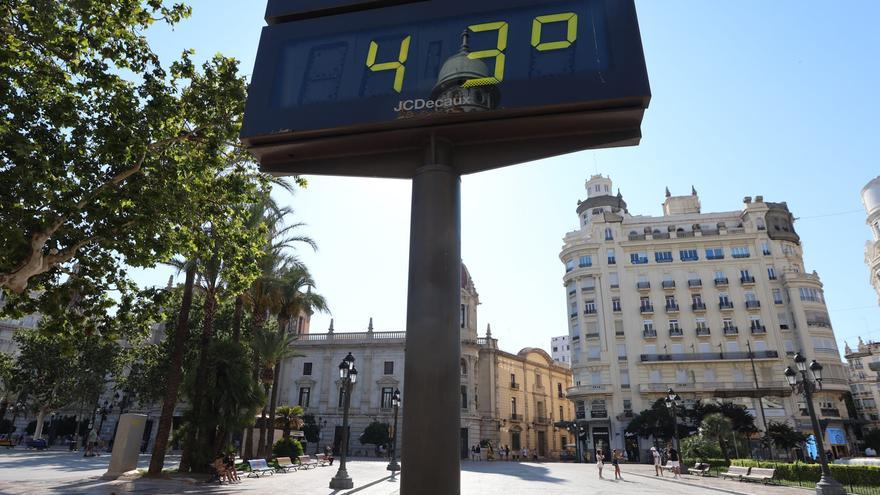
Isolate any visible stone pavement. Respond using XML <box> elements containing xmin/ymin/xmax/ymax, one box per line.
<box><xmin>0</xmin><ymin>450</ymin><xmax>816</xmax><ymax>495</ymax></box>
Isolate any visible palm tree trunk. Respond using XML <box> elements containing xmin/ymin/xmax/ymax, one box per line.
<box><xmin>265</xmin><ymin>363</ymin><xmax>282</xmax><ymax>457</ymax></box>
<box><xmin>243</xmin><ymin>311</ymin><xmax>266</xmax><ymax>461</ymax></box>
<box><xmin>231</xmin><ymin>295</ymin><xmax>243</xmax><ymax>343</ymax></box>
<box><xmin>257</xmin><ymin>382</ymin><xmax>270</xmax><ymax>457</ymax></box>
<box><xmin>148</xmin><ymin>265</ymin><xmax>196</xmax><ymax>476</ymax></box>
<box><xmin>179</xmin><ymin>288</ymin><xmax>218</xmax><ymax>473</ymax></box>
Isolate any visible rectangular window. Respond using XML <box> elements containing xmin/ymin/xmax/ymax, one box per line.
<box><xmin>560</xmin><ymin>405</ymin><xmax>565</xmax><ymax>421</ymax></box>
<box><xmin>607</xmin><ymin>249</ymin><xmax>616</xmax><ymax>264</ymax></box>
<box><xmin>754</xmin><ymin>340</ymin><xmax>767</xmax><ymax>351</ymax></box>
<box><xmin>668</xmin><ymin>319</ymin><xmax>680</xmax><ymax>331</ymax></box>
<box><xmin>768</xmin><ymin>266</ymin><xmax>777</xmax><ymax>280</ymax></box>
<box><xmin>784</xmin><ymin>340</ymin><xmax>795</xmax><ymax>353</ymax></box>
<box><xmin>623</xmin><ymin>399</ymin><xmax>632</xmax><ymax>412</ymax></box>
<box><xmin>605</xmin><ymin>227</ymin><xmax>614</xmax><ymax>241</ymax></box>
<box><xmin>461</xmin><ymin>304</ymin><xmax>467</xmax><ymax>328</ymax></box>
<box><xmin>585</xmin><ymin>300</ymin><xmax>597</xmax><ymax>314</ymax></box>
<box><xmin>582</xmin><ymin>276</ymin><xmax>596</xmax><ymax>291</ymax></box>
<box><xmin>574</xmin><ymin>400</ymin><xmax>584</xmax><ymax>419</ymax></box>
<box><xmin>298</xmin><ymin>387</ymin><xmax>311</xmax><ymax>408</ymax></box>
<box><xmin>579</xmin><ymin>255</ymin><xmax>592</xmax><ymax>267</ymax></box>
<box><xmin>773</xmin><ymin>288</ymin><xmax>783</xmax><ymax>304</ymax></box>
<box><xmin>714</xmin><ymin>270</ymin><xmax>726</xmax><ymax>281</ymax></box>
<box><xmin>612</xmin><ymin>297</ymin><xmax>621</xmax><ymax>312</ymax></box>
<box><xmin>706</xmin><ymin>247</ymin><xmax>724</xmax><ymax>260</ymax></box>
<box><xmin>692</xmin><ymin>293</ymin><xmax>704</xmax><ymax>305</ymax></box>
<box><xmin>588</xmin><ymin>346</ymin><xmax>601</xmax><ymax>360</ymax></box>
<box><xmin>727</xmin><ymin>341</ymin><xmax>740</xmax><ymax>352</ymax></box>
<box><xmin>565</xmin><ymin>259</ymin><xmax>574</xmax><ymax>272</ymax></box>
<box><xmin>643</xmin><ymin>319</ymin><xmax>654</xmax><ymax>332</ymax></box>
<box><xmin>719</xmin><ymin>292</ymin><xmax>730</xmax><ymax>304</ymax></box>
<box><xmin>510</xmin><ymin>373</ymin><xmax>517</xmax><ymax>387</ymax></box>
<box><xmin>800</xmin><ymin>287</ymin><xmax>824</xmax><ymax>302</ymax></box>
<box><xmin>762</xmin><ymin>242</ymin><xmax>771</xmax><ymax>256</ymax></box>
<box><xmin>461</xmin><ymin>385</ymin><xmax>468</xmax><ymax>409</ymax></box>
<box><xmin>704</xmin><ymin>368</ymin><xmax>716</xmax><ymax>382</ymax></box>
<box><xmin>617</xmin><ymin>343</ymin><xmax>627</xmax><ymax>360</ymax></box>
<box><xmin>535</xmin><ymin>373</ymin><xmax>543</xmax><ymax>387</ymax></box>
<box><xmin>671</xmin><ymin>343</ymin><xmax>684</xmax><ymax>354</ymax></box>
<box><xmin>698</xmin><ymin>342</ymin><xmax>711</xmax><ymax>353</ymax></box>
<box><xmin>745</xmin><ymin>291</ymin><xmax>757</xmax><ymax>302</ymax></box>
<box><xmin>655</xmin><ymin>251</ymin><xmax>673</xmax><ymax>263</ymax></box>
<box><xmin>591</xmin><ymin>371</ymin><xmax>602</xmax><ymax>385</ymax></box>
<box><xmin>384</xmin><ymin>361</ymin><xmax>394</xmax><ymax>375</ymax></box>
<box><xmin>614</xmin><ymin>319</ymin><xmax>624</xmax><ymax>336</ymax></box>
<box><xmin>631</xmin><ymin>251</ymin><xmax>648</xmax><ymax>264</ymax></box>
<box><xmin>732</xmin><ymin>246</ymin><xmax>750</xmax><ymax>258</ymax></box>
<box><xmin>645</xmin><ymin>344</ymin><xmax>657</xmax><ymax>354</ymax></box>
<box><xmin>778</xmin><ymin>312</ymin><xmax>790</xmax><ymax>329</ymax></box>
<box><xmin>382</xmin><ymin>387</ymin><xmax>394</xmax><ymax>409</ymax></box>
<box><xmin>303</xmin><ymin>362</ymin><xmax>313</xmax><ymax>375</ymax></box>
<box><xmin>722</xmin><ymin>318</ymin><xmax>734</xmax><ymax>329</ymax></box>
<box><xmin>675</xmin><ymin>369</ymin><xmax>688</xmax><ymax>384</ymax></box>
<box><xmin>649</xmin><ymin>370</ymin><xmax>661</xmax><ymax>383</ymax></box>
<box><xmin>620</xmin><ymin>369</ymin><xmax>630</xmax><ymax>387</ymax></box>
<box><xmin>680</xmin><ymin>249</ymin><xmax>699</xmax><ymax>261</ymax></box>
<box><xmin>696</xmin><ymin>317</ymin><xmax>708</xmax><ymax>330</ymax></box>
<box><xmin>609</xmin><ymin>272</ymin><xmax>619</xmax><ymax>288</ymax></box>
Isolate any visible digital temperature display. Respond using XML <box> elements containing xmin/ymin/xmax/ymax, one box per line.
<box><xmin>241</xmin><ymin>0</ymin><xmax>650</xmax><ymax>177</ymax></box>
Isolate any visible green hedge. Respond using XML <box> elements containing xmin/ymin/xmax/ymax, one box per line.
<box><xmin>731</xmin><ymin>459</ymin><xmax>880</xmax><ymax>486</ymax></box>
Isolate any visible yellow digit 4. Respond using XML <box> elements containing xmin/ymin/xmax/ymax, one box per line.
<box><xmin>531</xmin><ymin>12</ymin><xmax>578</xmax><ymax>51</ymax></box>
<box><xmin>462</xmin><ymin>21</ymin><xmax>508</xmax><ymax>88</ymax></box>
<box><xmin>366</xmin><ymin>36</ymin><xmax>412</xmax><ymax>93</ymax></box>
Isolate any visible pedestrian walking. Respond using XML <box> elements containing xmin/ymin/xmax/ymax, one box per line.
<box><xmin>521</xmin><ymin>447</ymin><xmax>528</xmax><ymax>461</ymax></box>
<box><xmin>665</xmin><ymin>443</ymin><xmax>681</xmax><ymax>479</ymax></box>
<box><xmin>651</xmin><ymin>446</ymin><xmax>662</xmax><ymax>476</ymax></box>
<box><xmin>596</xmin><ymin>449</ymin><xmax>605</xmax><ymax>479</ymax></box>
<box><xmin>612</xmin><ymin>449</ymin><xmax>623</xmax><ymax>480</ymax></box>
<box><xmin>504</xmin><ymin>445</ymin><xmax>510</xmax><ymax>460</ymax></box>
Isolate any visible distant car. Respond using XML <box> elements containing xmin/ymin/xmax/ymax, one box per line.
<box><xmin>0</xmin><ymin>435</ymin><xmax>14</xmax><ymax>449</ymax></box>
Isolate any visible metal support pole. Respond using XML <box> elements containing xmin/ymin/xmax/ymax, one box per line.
<box><xmin>802</xmin><ymin>373</ymin><xmax>845</xmax><ymax>495</ymax></box>
<box><xmin>400</xmin><ymin>139</ymin><xmax>461</xmax><ymax>495</ymax></box>
<box><xmin>387</xmin><ymin>403</ymin><xmax>400</xmax><ymax>472</ymax></box>
<box><xmin>329</xmin><ymin>382</ymin><xmax>354</xmax><ymax>489</ymax></box>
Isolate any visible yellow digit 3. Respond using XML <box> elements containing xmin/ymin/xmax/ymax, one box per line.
<box><xmin>462</xmin><ymin>21</ymin><xmax>508</xmax><ymax>88</ymax></box>
<box><xmin>366</xmin><ymin>36</ymin><xmax>412</xmax><ymax>93</ymax></box>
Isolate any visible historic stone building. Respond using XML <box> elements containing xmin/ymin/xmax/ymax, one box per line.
<box><xmin>862</xmin><ymin>176</ymin><xmax>880</xmax><ymax>305</ymax></box>
<box><xmin>277</xmin><ymin>264</ymin><xmax>574</xmax><ymax>459</ymax></box>
<box><xmin>844</xmin><ymin>338</ymin><xmax>880</xmax><ymax>429</ymax></box>
<box><xmin>551</xmin><ymin>335</ymin><xmax>571</xmax><ymax>366</ymax></box>
<box><xmin>560</xmin><ymin>175</ymin><xmax>853</xmax><ymax>459</ymax></box>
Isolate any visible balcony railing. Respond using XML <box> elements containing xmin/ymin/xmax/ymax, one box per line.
<box><xmin>719</xmin><ymin>301</ymin><xmax>734</xmax><ymax>310</ymax></box>
<box><xmin>665</xmin><ymin>304</ymin><xmax>680</xmax><ymax>313</ymax></box>
<box><xmin>612</xmin><ymin>305</ymin><xmax>622</xmax><ymax>312</ymax></box>
<box><xmin>750</xmin><ymin>325</ymin><xmax>767</xmax><ymax>334</ymax></box>
<box><xmin>643</xmin><ymin>330</ymin><xmax>657</xmax><ymax>338</ymax></box>
<box><xmin>740</xmin><ymin>275</ymin><xmax>756</xmax><ymax>284</ymax></box>
<box><xmin>535</xmin><ymin>416</ymin><xmax>550</xmax><ymax>424</ymax></box>
<box><xmin>669</xmin><ymin>328</ymin><xmax>683</xmax><ymax>337</ymax></box>
<box><xmin>696</xmin><ymin>327</ymin><xmax>711</xmax><ymax>337</ymax></box>
<box><xmin>732</xmin><ymin>253</ymin><xmax>751</xmax><ymax>259</ymax></box>
<box><xmin>745</xmin><ymin>300</ymin><xmax>761</xmax><ymax>309</ymax></box>
<box><xmin>688</xmin><ymin>279</ymin><xmax>702</xmax><ymax>287</ymax></box>
<box><xmin>510</xmin><ymin>414</ymin><xmax>523</xmax><ymax>421</ymax></box>
<box><xmin>590</xmin><ymin>410</ymin><xmax>608</xmax><ymax>419</ymax></box>
<box><xmin>807</xmin><ymin>320</ymin><xmax>832</xmax><ymax>328</ymax></box>
<box><xmin>692</xmin><ymin>302</ymin><xmax>707</xmax><ymax>311</ymax></box>
<box><xmin>662</xmin><ymin>280</ymin><xmax>676</xmax><ymax>289</ymax></box>
<box><xmin>510</xmin><ymin>383</ymin><xmax>520</xmax><ymax>390</ymax></box>
<box><xmin>581</xmin><ymin>286</ymin><xmax>595</xmax><ymax>292</ymax></box>
<box><xmin>584</xmin><ymin>308</ymin><xmax>597</xmax><ymax>315</ymax></box>
<box><xmin>640</xmin><ymin>350</ymin><xmax>779</xmax><ymax>362</ymax></box>
<box><xmin>714</xmin><ymin>277</ymin><xmax>729</xmax><ymax>286</ymax></box>
<box><xmin>723</xmin><ymin>326</ymin><xmax>739</xmax><ymax>335</ymax></box>
<box><xmin>640</xmin><ymin>305</ymin><xmax>654</xmax><ymax>314</ymax></box>
<box><xmin>820</xmin><ymin>408</ymin><xmax>841</xmax><ymax>417</ymax></box>
<box><xmin>636</xmin><ymin>281</ymin><xmax>651</xmax><ymax>289</ymax></box>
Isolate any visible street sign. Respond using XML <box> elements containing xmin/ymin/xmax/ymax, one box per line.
<box><xmin>242</xmin><ymin>0</ymin><xmax>650</xmax><ymax>177</ymax></box>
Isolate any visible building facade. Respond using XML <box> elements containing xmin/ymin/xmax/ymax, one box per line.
<box><xmin>278</xmin><ymin>265</ymin><xmax>574</xmax><ymax>459</ymax></box>
<box><xmin>560</xmin><ymin>175</ymin><xmax>853</xmax><ymax>459</ymax></box>
<box><xmin>551</xmin><ymin>335</ymin><xmax>571</xmax><ymax>365</ymax></box>
<box><xmin>862</xmin><ymin>176</ymin><xmax>880</xmax><ymax>305</ymax></box>
<box><xmin>844</xmin><ymin>338</ymin><xmax>880</xmax><ymax>429</ymax></box>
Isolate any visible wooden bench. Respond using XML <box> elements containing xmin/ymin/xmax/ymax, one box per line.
<box><xmin>275</xmin><ymin>456</ymin><xmax>298</xmax><ymax>473</ymax></box>
<box><xmin>691</xmin><ymin>462</ymin><xmax>711</xmax><ymax>476</ymax></box>
<box><xmin>742</xmin><ymin>467</ymin><xmax>775</xmax><ymax>484</ymax></box>
<box><xmin>246</xmin><ymin>459</ymin><xmax>276</xmax><ymax>477</ymax></box>
<box><xmin>720</xmin><ymin>465</ymin><xmax>750</xmax><ymax>480</ymax></box>
<box><xmin>298</xmin><ymin>455</ymin><xmax>319</xmax><ymax>469</ymax></box>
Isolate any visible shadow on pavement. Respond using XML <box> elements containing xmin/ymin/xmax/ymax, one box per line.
<box><xmin>461</xmin><ymin>461</ymin><xmax>566</xmax><ymax>484</ymax></box>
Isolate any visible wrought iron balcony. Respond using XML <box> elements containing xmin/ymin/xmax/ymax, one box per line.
<box><xmin>510</xmin><ymin>383</ymin><xmax>520</xmax><ymax>390</ymax></box>
<box><xmin>584</xmin><ymin>308</ymin><xmax>597</xmax><ymax>315</ymax></box>
<box><xmin>688</xmin><ymin>279</ymin><xmax>702</xmax><ymax>287</ymax></box>
<box><xmin>637</xmin><ymin>281</ymin><xmax>651</xmax><ymax>290</ymax></box>
<box><xmin>669</xmin><ymin>328</ymin><xmax>683</xmax><ymax>337</ymax></box>
<box><xmin>692</xmin><ymin>302</ymin><xmax>707</xmax><ymax>311</ymax></box>
<box><xmin>665</xmin><ymin>304</ymin><xmax>679</xmax><ymax>313</ymax></box>
<box><xmin>640</xmin><ymin>304</ymin><xmax>654</xmax><ymax>314</ymax></box>
<box><xmin>510</xmin><ymin>414</ymin><xmax>523</xmax><ymax>421</ymax></box>
<box><xmin>642</xmin><ymin>329</ymin><xmax>657</xmax><ymax>338</ymax></box>
<box><xmin>745</xmin><ymin>300</ymin><xmax>761</xmax><ymax>309</ymax></box>
<box><xmin>662</xmin><ymin>280</ymin><xmax>676</xmax><ymax>289</ymax></box>
<box><xmin>723</xmin><ymin>326</ymin><xmax>739</xmax><ymax>336</ymax></box>
<box><xmin>750</xmin><ymin>325</ymin><xmax>767</xmax><ymax>334</ymax></box>
<box><xmin>696</xmin><ymin>327</ymin><xmax>711</xmax><ymax>337</ymax></box>
<box><xmin>740</xmin><ymin>275</ymin><xmax>756</xmax><ymax>285</ymax></box>
<box><xmin>640</xmin><ymin>350</ymin><xmax>779</xmax><ymax>362</ymax></box>
<box><xmin>719</xmin><ymin>301</ymin><xmax>734</xmax><ymax>310</ymax></box>
<box><xmin>714</xmin><ymin>277</ymin><xmax>729</xmax><ymax>286</ymax></box>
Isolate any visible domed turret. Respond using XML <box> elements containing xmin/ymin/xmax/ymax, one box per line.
<box><xmin>430</xmin><ymin>31</ymin><xmax>499</xmax><ymax>112</ymax></box>
<box><xmin>862</xmin><ymin>176</ymin><xmax>880</xmax><ymax>241</ymax></box>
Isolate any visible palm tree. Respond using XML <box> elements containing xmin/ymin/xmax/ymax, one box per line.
<box><xmin>251</xmin><ymin>328</ymin><xmax>304</xmax><ymax>458</ymax></box>
<box><xmin>264</xmin><ymin>266</ymin><xmax>328</xmax><ymax>451</ymax></box>
<box><xmin>205</xmin><ymin>340</ymin><xmax>265</xmax><ymax>456</ymax></box>
<box><xmin>700</xmin><ymin>413</ymin><xmax>734</xmax><ymax>462</ymax></box>
<box><xmin>275</xmin><ymin>405</ymin><xmax>305</xmax><ymax>441</ymax></box>
<box><xmin>148</xmin><ymin>262</ymin><xmax>197</xmax><ymax>476</ymax></box>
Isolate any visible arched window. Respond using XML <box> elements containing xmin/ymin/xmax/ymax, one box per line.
<box><xmin>460</xmin><ymin>358</ymin><xmax>467</xmax><ymax>375</ymax></box>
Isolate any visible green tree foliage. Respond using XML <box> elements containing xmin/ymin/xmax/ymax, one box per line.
<box><xmin>0</xmin><ymin>353</ymin><xmax>14</xmax><ymax>421</ymax></box>
<box><xmin>699</xmin><ymin>413</ymin><xmax>734</xmax><ymax>462</ymax></box>
<box><xmin>359</xmin><ymin>421</ymin><xmax>391</xmax><ymax>447</ymax></box>
<box><xmin>273</xmin><ymin>437</ymin><xmax>304</xmax><ymax>459</ymax></box>
<box><xmin>695</xmin><ymin>401</ymin><xmax>757</xmax><ymax>435</ymax></box>
<box><xmin>274</xmin><ymin>405</ymin><xmax>305</xmax><ymax>440</ymax></box>
<box><xmin>862</xmin><ymin>428</ymin><xmax>880</xmax><ymax>452</ymax></box>
<box><xmin>625</xmin><ymin>398</ymin><xmax>682</xmax><ymax>442</ymax></box>
<box><xmin>764</xmin><ymin>421</ymin><xmax>807</xmax><ymax>451</ymax></box>
<box><xmin>681</xmin><ymin>434</ymin><xmax>723</xmax><ymax>461</ymax></box>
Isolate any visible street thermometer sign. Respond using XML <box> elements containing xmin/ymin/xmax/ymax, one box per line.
<box><xmin>242</xmin><ymin>0</ymin><xmax>650</xmax><ymax>177</ymax></box>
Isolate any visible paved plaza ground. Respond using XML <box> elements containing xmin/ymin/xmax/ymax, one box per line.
<box><xmin>0</xmin><ymin>450</ymin><xmax>815</xmax><ymax>495</ymax></box>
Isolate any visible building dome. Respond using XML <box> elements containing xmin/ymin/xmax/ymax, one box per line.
<box><xmin>430</xmin><ymin>31</ymin><xmax>499</xmax><ymax>108</ymax></box>
<box><xmin>433</xmin><ymin>51</ymin><xmax>491</xmax><ymax>93</ymax></box>
<box><xmin>862</xmin><ymin>176</ymin><xmax>880</xmax><ymax>218</ymax></box>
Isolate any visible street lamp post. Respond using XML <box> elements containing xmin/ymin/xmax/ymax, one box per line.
<box><xmin>387</xmin><ymin>389</ymin><xmax>401</xmax><ymax>472</ymax></box>
<box><xmin>330</xmin><ymin>353</ymin><xmax>358</xmax><ymax>490</ymax></box>
<box><xmin>783</xmin><ymin>353</ymin><xmax>845</xmax><ymax>495</ymax></box>
<box><xmin>665</xmin><ymin>388</ymin><xmax>684</xmax><ymax>475</ymax></box>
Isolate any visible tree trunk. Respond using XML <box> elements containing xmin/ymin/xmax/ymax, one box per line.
<box><xmin>33</xmin><ymin>407</ymin><xmax>47</xmax><ymax>440</ymax></box>
<box><xmin>257</xmin><ymin>382</ymin><xmax>270</xmax><ymax>458</ymax></box>
<box><xmin>244</xmin><ymin>310</ymin><xmax>266</xmax><ymax>460</ymax></box>
<box><xmin>179</xmin><ymin>288</ymin><xmax>218</xmax><ymax>472</ymax></box>
<box><xmin>0</xmin><ymin>397</ymin><xmax>8</xmax><ymax>421</ymax></box>
<box><xmin>265</xmin><ymin>364</ymin><xmax>282</xmax><ymax>457</ymax></box>
<box><xmin>148</xmin><ymin>265</ymin><xmax>196</xmax><ymax>476</ymax></box>
<box><xmin>231</xmin><ymin>295</ymin><xmax>244</xmax><ymax>343</ymax></box>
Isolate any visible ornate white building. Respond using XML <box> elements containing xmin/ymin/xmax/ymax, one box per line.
<box><xmin>862</xmin><ymin>176</ymin><xmax>880</xmax><ymax>305</ymax></box>
<box><xmin>277</xmin><ymin>264</ymin><xmax>574</xmax><ymax>459</ymax></box>
<box><xmin>560</xmin><ymin>175</ymin><xmax>853</xmax><ymax>459</ymax></box>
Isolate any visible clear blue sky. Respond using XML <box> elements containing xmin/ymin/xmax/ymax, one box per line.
<box><xmin>135</xmin><ymin>0</ymin><xmax>880</xmax><ymax>358</ymax></box>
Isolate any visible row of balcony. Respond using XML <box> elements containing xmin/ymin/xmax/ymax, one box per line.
<box><xmin>636</xmin><ymin>301</ymin><xmax>761</xmax><ymax>315</ymax></box>
<box><xmin>636</xmin><ymin>276</ymin><xmax>757</xmax><ymax>291</ymax></box>
<box><xmin>642</xmin><ymin>325</ymin><xmax>766</xmax><ymax>338</ymax></box>
<box><xmin>639</xmin><ymin>350</ymin><xmax>779</xmax><ymax>362</ymax></box>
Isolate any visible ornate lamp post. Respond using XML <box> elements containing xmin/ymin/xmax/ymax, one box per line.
<box><xmin>387</xmin><ymin>388</ymin><xmax>402</xmax><ymax>472</ymax></box>
<box><xmin>330</xmin><ymin>352</ymin><xmax>358</xmax><ymax>490</ymax></box>
<box><xmin>783</xmin><ymin>353</ymin><xmax>845</xmax><ymax>495</ymax></box>
<box><xmin>665</xmin><ymin>388</ymin><xmax>684</xmax><ymax>473</ymax></box>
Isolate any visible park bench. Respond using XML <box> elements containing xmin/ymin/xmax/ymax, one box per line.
<box><xmin>691</xmin><ymin>462</ymin><xmax>711</xmax><ymax>476</ymax></box>
<box><xmin>315</xmin><ymin>453</ymin><xmax>332</xmax><ymax>466</ymax></box>
<box><xmin>720</xmin><ymin>465</ymin><xmax>750</xmax><ymax>480</ymax></box>
<box><xmin>275</xmin><ymin>456</ymin><xmax>298</xmax><ymax>473</ymax></box>
<box><xmin>659</xmin><ymin>462</ymin><xmax>679</xmax><ymax>474</ymax></box>
<box><xmin>742</xmin><ymin>467</ymin><xmax>776</xmax><ymax>484</ymax></box>
<box><xmin>246</xmin><ymin>459</ymin><xmax>276</xmax><ymax>477</ymax></box>
<box><xmin>298</xmin><ymin>455</ymin><xmax>319</xmax><ymax>469</ymax></box>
